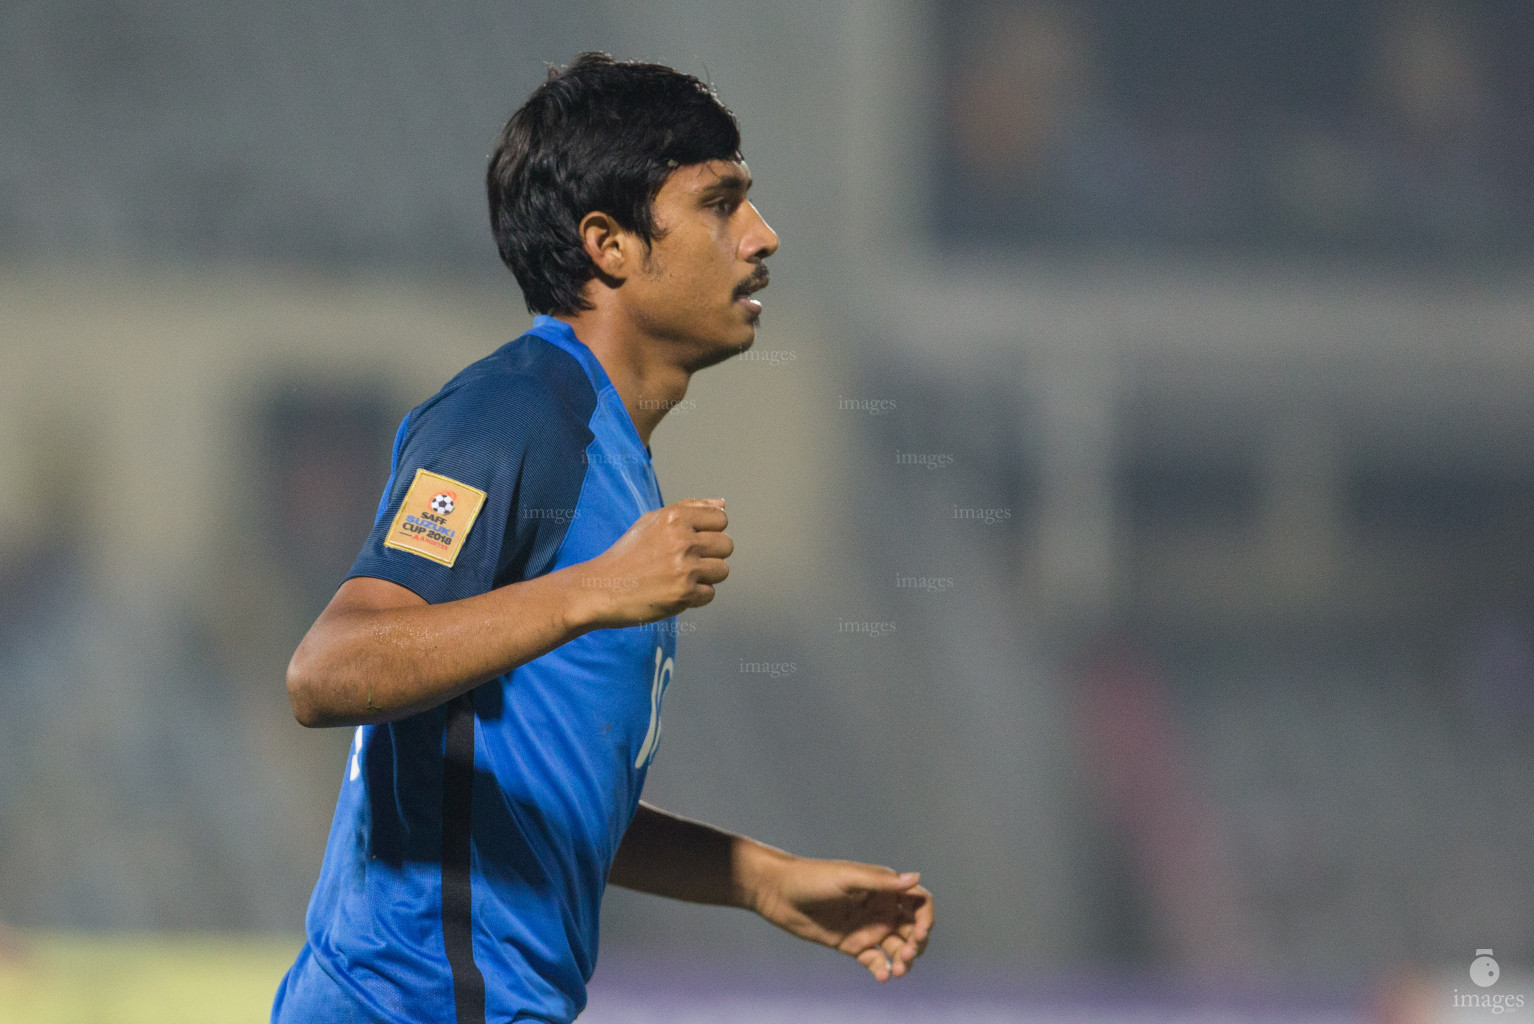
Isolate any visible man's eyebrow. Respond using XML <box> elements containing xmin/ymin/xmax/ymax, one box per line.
<box><xmin>697</xmin><ymin>174</ymin><xmax>752</xmax><ymax>200</ymax></box>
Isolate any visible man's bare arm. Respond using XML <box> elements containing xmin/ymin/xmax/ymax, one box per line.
<box><xmin>609</xmin><ymin>802</ymin><xmax>934</xmax><ymax>982</ymax></box>
<box><xmin>286</xmin><ymin>499</ymin><xmax>731</xmax><ymax>727</ymax></box>
<box><xmin>607</xmin><ymin>800</ymin><xmax>783</xmax><ymax>909</ymax></box>
<box><xmin>288</xmin><ymin>571</ymin><xmax>583</xmax><ymax>727</ymax></box>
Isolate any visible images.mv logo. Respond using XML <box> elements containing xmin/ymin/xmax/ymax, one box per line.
<box><xmin>1454</xmin><ymin>949</ymin><xmax>1524</xmax><ymax>1015</ymax></box>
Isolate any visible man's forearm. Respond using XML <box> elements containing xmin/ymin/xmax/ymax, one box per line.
<box><xmin>287</xmin><ymin>498</ymin><xmax>730</xmax><ymax>729</ymax></box>
<box><xmin>608</xmin><ymin>802</ymin><xmax>790</xmax><ymax>910</ymax></box>
<box><xmin>287</xmin><ymin>568</ymin><xmax>598</xmax><ymax>728</ymax></box>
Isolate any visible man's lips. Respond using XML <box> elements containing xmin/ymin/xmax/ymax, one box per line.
<box><xmin>734</xmin><ymin>268</ymin><xmax>770</xmax><ymax>313</ymax></box>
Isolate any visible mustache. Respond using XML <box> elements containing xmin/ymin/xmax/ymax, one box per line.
<box><xmin>733</xmin><ymin>265</ymin><xmax>770</xmax><ymax>299</ymax></box>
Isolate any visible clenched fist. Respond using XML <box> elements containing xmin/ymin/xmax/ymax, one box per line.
<box><xmin>569</xmin><ymin>498</ymin><xmax>733</xmax><ymax>630</ymax></box>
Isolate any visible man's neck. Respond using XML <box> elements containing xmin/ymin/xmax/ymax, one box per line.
<box><xmin>554</xmin><ymin>311</ymin><xmax>691</xmax><ymax>446</ymax></box>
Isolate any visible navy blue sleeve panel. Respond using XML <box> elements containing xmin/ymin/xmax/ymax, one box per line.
<box><xmin>346</xmin><ymin>338</ymin><xmax>599</xmax><ymax>605</ymax></box>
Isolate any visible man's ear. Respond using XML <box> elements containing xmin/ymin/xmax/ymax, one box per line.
<box><xmin>578</xmin><ymin>210</ymin><xmax>630</xmax><ymax>281</ymax></box>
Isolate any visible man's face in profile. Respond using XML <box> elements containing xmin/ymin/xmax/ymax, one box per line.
<box><xmin>623</xmin><ymin>159</ymin><xmax>779</xmax><ymax>370</ymax></box>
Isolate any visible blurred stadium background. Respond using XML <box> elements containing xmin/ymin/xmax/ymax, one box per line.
<box><xmin>3</xmin><ymin>1</ymin><xmax>1533</xmax><ymax>1020</ymax></box>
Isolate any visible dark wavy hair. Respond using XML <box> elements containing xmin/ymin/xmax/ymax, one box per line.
<box><xmin>487</xmin><ymin>53</ymin><xmax>743</xmax><ymax>316</ymax></box>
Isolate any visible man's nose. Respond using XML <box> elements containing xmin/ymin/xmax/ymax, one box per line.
<box><xmin>743</xmin><ymin>201</ymin><xmax>780</xmax><ymax>260</ymax></box>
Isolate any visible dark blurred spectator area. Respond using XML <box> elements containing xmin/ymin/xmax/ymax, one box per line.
<box><xmin>934</xmin><ymin>0</ymin><xmax>1534</xmax><ymax>259</ymax></box>
<box><xmin>251</xmin><ymin>380</ymin><xmax>399</xmax><ymax>616</ymax></box>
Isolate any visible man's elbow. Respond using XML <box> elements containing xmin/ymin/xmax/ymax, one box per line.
<box><xmin>286</xmin><ymin>646</ymin><xmax>332</xmax><ymax>728</ymax></box>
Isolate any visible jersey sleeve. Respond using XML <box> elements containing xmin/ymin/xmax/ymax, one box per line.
<box><xmin>346</xmin><ymin>372</ymin><xmax>593</xmax><ymax>605</ymax></box>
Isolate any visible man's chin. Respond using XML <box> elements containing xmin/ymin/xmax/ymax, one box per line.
<box><xmin>685</xmin><ymin>329</ymin><xmax>755</xmax><ymax>372</ymax></box>
<box><xmin>722</xmin><ymin>315</ymin><xmax>761</xmax><ymax>356</ymax></box>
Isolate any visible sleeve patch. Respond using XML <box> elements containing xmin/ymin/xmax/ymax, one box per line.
<box><xmin>382</xmin><ymin>468</ymin><xmax>489</xmax><ymax>568</ymax></box>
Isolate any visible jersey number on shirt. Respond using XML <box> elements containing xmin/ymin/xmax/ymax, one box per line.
<box><xmin>635</xmin><ymin>646</ymin><xmax>673</xmax><ymax>769</ymax></box>
<box><xmin>349</xmin><ymin>726</ymin><xmax>364</xmax><ymax>781</ymax></box>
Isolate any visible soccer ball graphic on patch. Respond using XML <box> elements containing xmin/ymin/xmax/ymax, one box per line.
<box><xmin>430</xmin><ymin>492</ymin><xmax>455</xmax><ymax>516</ymax></box>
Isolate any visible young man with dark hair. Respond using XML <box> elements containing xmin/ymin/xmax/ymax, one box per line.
<box><xmin>271</xmin><ymin>53</ymin><xmax>932</xmax><ymax>1024</ymax></box>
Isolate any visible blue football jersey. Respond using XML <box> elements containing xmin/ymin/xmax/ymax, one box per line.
<box><xmin>273</xmin><ymin>316</ymin><xmax>677</xmax><ymax>1024</ymax></box>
